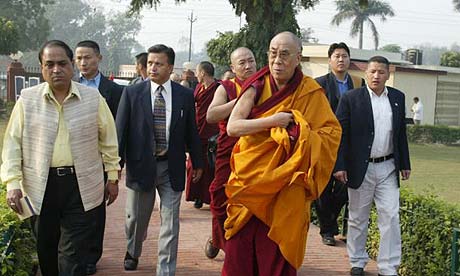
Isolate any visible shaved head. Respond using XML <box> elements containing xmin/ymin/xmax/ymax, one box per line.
<box><xmin>229</xmin><ymin>47</ymin><xmax>257</xmax><ymax>81</ymax></box>
<box><xmin>270</xmin><ymin>31</ymin><xmax>302</xmax><ymax>53</ymax></box>
<box><xmin>230</xmin><ymin>47</ymin><xmax>253</xmax><ymax>64</ymax></box>
<box><xmin>268</xmin><ymin>31</ymin><xmax>302</xmax><ymax>88</ymax></box>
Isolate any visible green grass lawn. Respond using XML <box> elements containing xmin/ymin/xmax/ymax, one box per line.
<box><xmin>404</xmin><ymin>143</ymin><xmax>460</xmax><ymax>205</ymax></box>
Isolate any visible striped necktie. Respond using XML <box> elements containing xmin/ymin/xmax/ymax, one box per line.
<box><xmin>154</xmin><ymin>85</ymin><xmax>167</xmax><ymax>156</ymax></box>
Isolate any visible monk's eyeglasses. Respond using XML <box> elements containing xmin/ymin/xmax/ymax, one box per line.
<box><xmin>267</xmin><ymin>50</ymin><xmax>297</xmax><ymax>61</ymax></box>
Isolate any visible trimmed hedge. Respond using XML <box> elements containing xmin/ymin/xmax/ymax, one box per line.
<box><xmin>367</xmin><ymin>188</ymin><xmax>460</xmax><ymax>275</ymax></box>
<box><xmin>0</xmin><ymin>184</ymin><xmax>36</xmax><ymax>276</ymax></box>
<box><xmin>312</xmin><ymin>187</ymin><xmax>460</xmax><ymax>275</ymax></box>
<box><xmin>407</xmin><ymin>125</ymin><xmax>460</xmax><ymax>145</ymax></box>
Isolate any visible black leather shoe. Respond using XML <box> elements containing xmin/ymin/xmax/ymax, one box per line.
<box><xmin>124</xmin><ymin>252</ymin><xmax>138</xmax><ymax>271</ymax></box>
<box><xmin>194</xmin><ymin>199</ymin><xmax>203</xmax><ymax>209</ymax></box>
<box><xmin>204</xmin><ymin>237</ymin><xmax>219</xmax><ymax>259</ymax></box>
<box><xmin>350</xmin><ymin>267</ymin><xmax>364</xmax><ymax>276</ymax></box>
<box><xmin>321</xmin><ymin>233</ymin><xmax>336</xmax><ymax>246</ymax></box>
<box><xmin>86</xmin><ymin>264</ymin><xmax>97</xmax><ymax>275</ymax></box>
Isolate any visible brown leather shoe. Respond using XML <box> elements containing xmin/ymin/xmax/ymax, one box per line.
<box><xmin>204</xmin><ymin>237</ymin><xmax>219</xmax><ymax>259</ymax></box>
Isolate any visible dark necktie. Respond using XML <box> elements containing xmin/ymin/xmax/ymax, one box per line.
<box><xmin>154</xmin><ymin>85</ymin><xmax>167</xmax><ymax>156</ymax></box>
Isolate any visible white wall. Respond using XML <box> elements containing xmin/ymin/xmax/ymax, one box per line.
<box><xmin>393</xmin><ymin>71</ymin><xmax>438</xmax><ymax>125</ymax></box>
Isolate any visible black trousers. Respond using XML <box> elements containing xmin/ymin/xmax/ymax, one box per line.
<box><xmin>32</xmin><ymin>173</ymin><xmax>99</xmax><ymax>276</ymax></box>
<box><xmin>86</xmin><ymin>172</ymin><xmax>107</xmax><ymax>265</ymax></box>
<box><xmin>315</xmin><ymin>176</ymin><xmax>348</xmax><ymax>236</ymax></box>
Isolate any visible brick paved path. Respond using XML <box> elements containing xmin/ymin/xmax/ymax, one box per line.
<box><xmin>95</xmin><ymin>178</ymin><xmax>378</xmax><ymax>276</ymax></box>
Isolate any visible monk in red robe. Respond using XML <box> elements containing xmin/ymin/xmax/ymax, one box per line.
<box><xmin>186</xmin><ymin>61</ymin><xmax>220</xmax><ymax>208</ymax></box>
<box><xmin>204</xmin><ymin>47</ymin><xmax>257</xmax><ymax>259</ymax></box>
<box><xmin>223</xmin><ymin>32</ymin><xmax>342</xmax><ymax>276</ymax></box>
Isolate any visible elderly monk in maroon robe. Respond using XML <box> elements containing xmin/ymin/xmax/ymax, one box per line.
<box><xmin>185</xmin><ymin>61</ymin><xmax>220</xmax><ymax>208</ymax></box>
<box><xmin>204</xmin><ymin>47</ymin><xmax>257</xmax><ymax>259</ymax></box>
<box><xmin>223</xmin><ymin>32</ymin><xmax>342</xmax><ymax>276</ymax></box>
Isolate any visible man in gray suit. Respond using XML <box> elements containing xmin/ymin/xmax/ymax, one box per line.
<box><xmin>116</xmin><ymin>44</ymin><xmax>203</xmax><ymax>275</ymax></box>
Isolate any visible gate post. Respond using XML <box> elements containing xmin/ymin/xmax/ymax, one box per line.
<box><xmin>7</xmin><ymin>61</ymin><xmax>25</xmax><ymax>102</ymax></box>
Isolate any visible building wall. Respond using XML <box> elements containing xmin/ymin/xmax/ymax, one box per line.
<box><xmin>435</xmin><ymin>72</ymin><xmax>460</xmax><ymax>126</ymax></box>
<box><xmin>301</xmin><ymin>57</ymin><xmax>329</xmax><ymax>78</ymax></box>
<box><xmin>393</xmin><ymin>71</ymin><xmax>438</xmax><ymax>125</ymax></box>
<box><xmin>389</xmin><ymin>71</ymin><xmax>438</xmax><ymax>125</ymax></box>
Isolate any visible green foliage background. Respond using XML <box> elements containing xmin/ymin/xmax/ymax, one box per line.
<box><xmin>0</xmin><ymin>185</ymin><xmax>36</xmax><ymax>276</ymax></box>
<box><xmin>367</xmin><ymin>189</ymin><xmax>460</xmax><ymax>275</ymax></box>
<box><xmin>440</xmin><ymin>51</ymin><xmax>460</xmax><ymax>68</ymax></box>
<box><xmin>407</xmin><ymin>125</ymin><xmax>460</xmax><ymax>145</ymax></box>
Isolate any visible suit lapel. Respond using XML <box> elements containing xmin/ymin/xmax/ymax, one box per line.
<box><xmin>362</xmin><ymin>87</ymin><xmax>374</xmax><ymax>130</ymax></box>
<box><xmin>141</xmin><ymin>81</ymin><xmax>154</xmax><ymax>129</ymax></box>
<box><xmin>327</xmin><ymin>73</ymin><xmax>340</xmax><ymax>102</ymax></box>
<box><xmin>387</xmin><ymin>88</ymin><xmax>399</xmax><ymax>131</ymax></box>
<box><xmin>170</xmin><ymin>82</ymin><xmax>183</xmax><ymax>132</ymax></box>
<box><xmin>346</xmin><ymin>73</ymin><xmax>355</xmax><ymax>90</ymax></box>
<box><xmin>98</xmin><ymin>75</ymin><xmax>111</xmax><ymax>100</ymax></box>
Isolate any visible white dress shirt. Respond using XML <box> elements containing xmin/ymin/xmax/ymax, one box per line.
<box><xmin>368</xmin><ymin>85</ymin><xmax>393</xmax><ymax>158</ymax></box>
<box><xmin>151</xmin><ymin>80</ymin><xmax>172</xmax><ymax>145</ymax></box>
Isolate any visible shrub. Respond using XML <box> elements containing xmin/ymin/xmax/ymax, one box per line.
<box><xmin>312</xmin><ymin>187</ymin><xmax>460</xmax><ymax>275</ymax></box>
<box><xmin>366</xmin><ymin>188</ymin><xmax>460</xmax><ymax>275</ymax></box>
<box><xmin>0</xmin><ymin>184</ymin><xmax>36</xmax><ymax>276</ymax></box>
<box><xmin>407</xmin><ymin>125</ymin><xmax>460</xmax><ymax>145</ymax></box>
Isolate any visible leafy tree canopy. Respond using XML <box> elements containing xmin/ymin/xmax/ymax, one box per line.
<box><xmin>0</xmin><ymin>17</ymin><xmax>19</xmax><ymax>55</ymax></box>
<box><xmin>454</xmin><ymin>0</ymin><xmax>460</xmax><ymax>12</ymax></box>
<box><xmin>45</xmin><ymin>0</ymin><xmax>143</xmax><ymax>72</ymax></box>
<box><xmin>440</xmin><ymin>51</ymin><xmax>460</xmax><ymax>68</ymax></box>
<box><xmin>206</xmin><ymin>31</ymin><xmax>245</xmax><ymax>67</ymax></box>
<box><xmin>379</xmin><ymin>44</ymin><xmax>401</xmax><ymax>53</ymax></box>
<box><xmin>0</xmin><ymin>0</ymin><xmax>52</xmax><ymax>53</ymax></box>
<box><xmin>300</xmin><ymin>27</ymin><xmax>318</xmax><ymax>44</ymax></box>
<box><xmin>128</xmin><ymin>0</ymin><xmax>319</xmax><ymax>67</ymax></box>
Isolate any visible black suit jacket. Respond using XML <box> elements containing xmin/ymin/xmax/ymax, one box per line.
<box><xmin>316</xmin><ymin>73</ymin><xmax>365</xmax><ymax>112</ymax></box>
<box><xmin>98</xmin><ymin>74</ymin><xmax>124</xmax><ymax>118</ymax></box>
<box><xmin>116</xmin><ymin>80</ymin><xmax>203</xmax><ymax>192</ymax></box>
<box><xmin>334</xmin><ymin>86</ymin><xmax>411</xmax><ymax>189</ymax></box>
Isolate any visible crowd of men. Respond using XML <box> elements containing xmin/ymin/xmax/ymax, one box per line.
<box><xmin>1</xmin><ymin>31</ymin><xmax>410</xmax><ymax>276</ymax></box>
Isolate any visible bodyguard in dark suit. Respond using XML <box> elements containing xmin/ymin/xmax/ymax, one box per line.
<box><xmin>116</xmin><ymin>44</ymin><xmax>203</xmax><ymax>274</ymax></box>
<box><xmin>334</xmin><ymin>56</ymin><xmax>411</xmax><ymax>276</ymax></box>
<box><xmin>314</xmin><ymin>42</ymin><xmax>365</xmax><ymax>246</ymax></box>
<box><xmin>75</xmin><ymin>40</ymin><xmax>124</xmax><ymax>275</ymax></box>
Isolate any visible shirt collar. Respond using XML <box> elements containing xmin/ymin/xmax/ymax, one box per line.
<box><xmin>367</xmin><ymin>84</ymin><xmax>388</xmax><ymax>98</ymax></box>
<box><xmin>151</xmin><ymin>79</ymin><xmax>172</xmax><ymax>94</ymax></box>
<box><xmin>334</xmin><ymin>73</ymin><xmax>349</xmax><ymax>84</ymax></box>
<box><xmin>42</xmin><ymin>81</ymin><xmax>81</xmax><ymax>101</ymax></box>
<box><xmin>80</xmin><ymin>71</ymin><xmax>101</xmax><ymax>83</ymax></box>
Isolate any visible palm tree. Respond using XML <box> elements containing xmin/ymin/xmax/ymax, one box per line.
<box><xmin>331</xmin><ymin>0</ymin><xmax>395</xmax><ymax>50</ymax></box>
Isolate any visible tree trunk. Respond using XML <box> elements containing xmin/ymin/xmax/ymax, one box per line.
<box><xmin>359</xmin><ymin>20</ymin><xmax>363</xmax><ymax>49</ymax></box>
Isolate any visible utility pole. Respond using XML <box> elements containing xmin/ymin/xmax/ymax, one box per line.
<box><xmin>188</xmin><ymin>11</ymin><xmax>197</xmax><ymax>62</ymax></box>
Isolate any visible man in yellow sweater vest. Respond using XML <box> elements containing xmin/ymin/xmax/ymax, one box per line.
<box><xmin>1</xmin><ymin>40</ymin><xmax>120</xmax><ymax>276</ymax></box>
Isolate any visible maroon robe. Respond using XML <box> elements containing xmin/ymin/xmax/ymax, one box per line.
<box><xmin>222</xmin><ymin>66</ymin><xmax>304</xmax><ymax>276</ymax></box>
<box><xmin>185</xmin><ymin>81</ymin><xmax>220</xmax><ymax>204</ymax></box>
<box><xmin>208</xmin><ymin>77</ymin><xmax>243</xmax><ymax>250</ymax></box>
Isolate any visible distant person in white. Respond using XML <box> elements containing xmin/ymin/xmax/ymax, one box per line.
<box><xmin>411</xmin><ymin>97</ymin><xmax>423</xmax><ymax>125</ymax></box>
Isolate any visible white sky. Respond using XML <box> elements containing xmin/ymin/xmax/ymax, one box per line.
<box><xmin>95</xmin><ymin>0</ymin><xmax>460</xmax><ymax>52</ymax></box>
